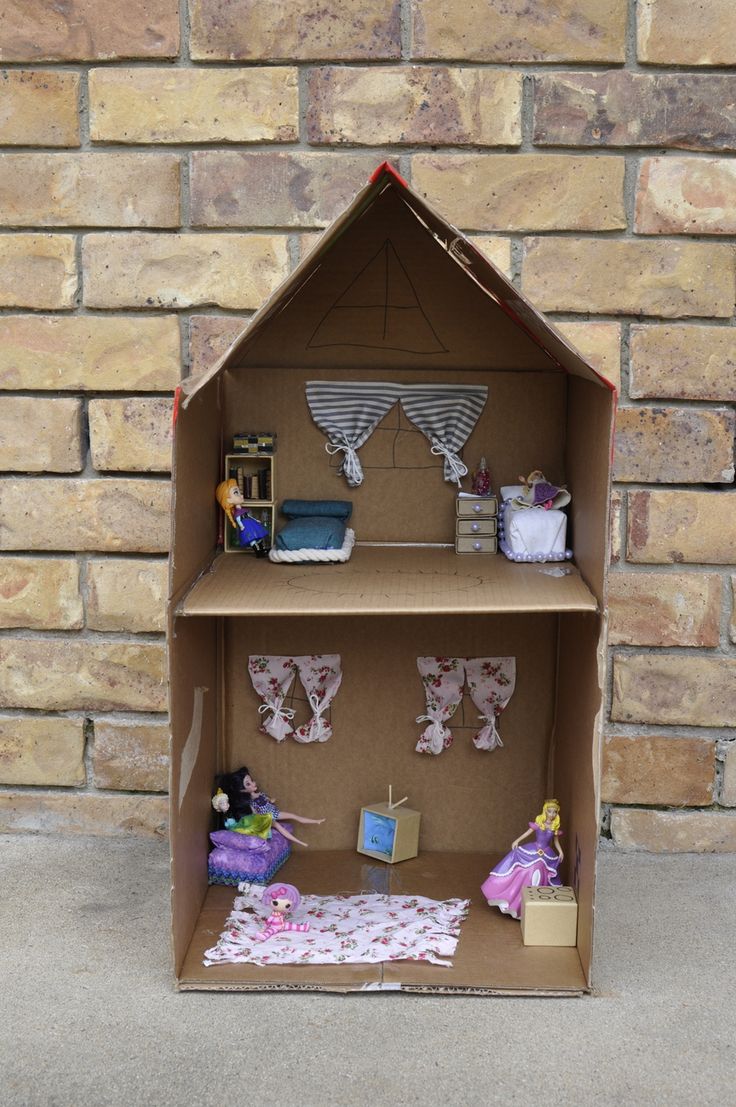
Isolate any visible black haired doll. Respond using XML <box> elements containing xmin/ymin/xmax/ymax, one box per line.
<box><xmin>212</xmin><ymin>766</ymin><xmax>254</xmax><ymax>826</ymax></box>
<box><xmin>211</xmin><ymin>766</ymin><xmax>325</xmax><ymax>847</ymax></box>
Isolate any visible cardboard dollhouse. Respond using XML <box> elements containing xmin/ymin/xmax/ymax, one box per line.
<box><xmin>168</xmin><ymin>163</ymin><xmax>615</xmax><ymax>993</ymax></box>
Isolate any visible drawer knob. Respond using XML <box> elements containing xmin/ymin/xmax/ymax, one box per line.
<box><xmin>473</xmin><ymin>541</ymin><xmax>482</xmax><ymax>551</ymax></box>
<box><xmin>471</xmin><ymin>522</ymin><xmax>480</xmax><ymax>532</ymax></box>
<box><xmin>473</xmin><ymin>503</ymin><xmax>482</xmax><ymax>513</ymax></box>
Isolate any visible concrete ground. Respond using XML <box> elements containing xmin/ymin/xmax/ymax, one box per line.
<box><xmin>2</xmin><ymin>835</ymin><xmax>735</xmax><ymax>1107</ymax></box>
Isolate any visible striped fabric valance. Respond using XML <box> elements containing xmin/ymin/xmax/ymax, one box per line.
<box><xmin>306</xmin><ymin>381</ymin><xmax>487</xmax><ymax>488</ymax></box>
<box><xmin>305</xmin><ymin>381</ymin><xmax>403</xmax><ymax>487</ymax></box>
<box><xmin>400</xmin><ymin>383</ymin><xmax>487</xmax><ymax>485</ymax></box>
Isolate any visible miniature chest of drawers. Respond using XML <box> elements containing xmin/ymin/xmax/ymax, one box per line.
<box><xmin>455</xmin><ymin>495</ymin><xmax>498</xmax><ymax>554</ymax></box>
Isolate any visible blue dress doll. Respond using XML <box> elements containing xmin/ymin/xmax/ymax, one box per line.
<box><xmin>216</xmin><ymin>478</ymin><xmax>269</xmax><ymax>556</ymax></box>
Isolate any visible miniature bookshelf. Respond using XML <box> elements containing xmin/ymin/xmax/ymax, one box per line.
<box><xmin>223</xmin><ymin>452</ymin><xmax>275</xmax><ymax>553</ymax></box>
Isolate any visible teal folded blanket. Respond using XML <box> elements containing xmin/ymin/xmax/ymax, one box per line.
<box><xmin>280</xmin><ymin>499</ymin><xmax>352</xmax><ymax>520</ymax></box>
<box><xmin>275</xmin><ymin>500</ymin><xmax>352</xmax><ymax>551</ymax></box>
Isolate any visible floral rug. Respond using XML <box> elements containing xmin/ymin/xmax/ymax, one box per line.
<box><xmin>203</xmin><ymin>890</ymin><xmax>470</xmax><ymax>968</ymax></box>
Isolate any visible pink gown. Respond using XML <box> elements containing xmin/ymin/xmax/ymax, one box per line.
<box><xmin>481</xmin><ymin>822</ymin><xmax>562</xmax><ymax>919</ymax></box>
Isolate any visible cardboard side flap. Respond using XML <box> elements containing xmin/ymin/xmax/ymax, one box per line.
<box><xmin>169</xmin><ymin>615</ymin><xmax>220</xmax><ymax>976</ymax></box>
<box><xmin>170</xmin><ymin>375</ymin><xmax>222</xmax><ymax>601</ymax></box>
<box><xmin>552</xmin><ymin>612</ymin><xmax>604</xmax><ymax>986</ymax></box>
<box><xmin>566</xmin><ymin>376</ymin><xmax>616</xmax><ymax>605</ymax></box>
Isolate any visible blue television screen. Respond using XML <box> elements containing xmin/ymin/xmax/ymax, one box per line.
<box><xmin>363</xmin><ymin>811</ymin><xmax>396</xmax><ymax>858</ymax></box>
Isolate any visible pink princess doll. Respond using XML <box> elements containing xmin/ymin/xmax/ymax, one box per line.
<box><xmin>254</xmin><ymin>882</ymin><xmax>310</xmax><ymax>942</ymax></box>
<box><xmin>216</xmin><ymin>478</ymin><xmax>269</xmax><ymax>556</ymax></box>
<box><xmin>481</xmin><ymin>799</ymin><xmax>564</xmax><ymax>919</ymax></box>
<box><xmin>211</xmin><ymin>766</ymin><xmax>325</xmax><ymax>848</ymax></box>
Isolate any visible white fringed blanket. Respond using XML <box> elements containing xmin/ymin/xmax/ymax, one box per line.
<box><xmin>204</xmin><ymin>891</ymin><xmax>469</xmax><ymax>968</ymax></box>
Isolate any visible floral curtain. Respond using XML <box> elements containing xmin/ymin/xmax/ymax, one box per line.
<box><xmin>415</xmin><ymin>656</ymin><xmax>516</xmax><ymax>754</ymax></box>
<box><xmin>463</xmin><ymin>656</ymin><xmax>516</xmax><ymax>751</ymax></box>
<box><xmin>415</xmin><ymin>656</ymin><xmax>466</xmax><ymax>755</ymax></box>
<box><xmin>293</xmin><ymin>654</ymin><xmax>343</xmax><ymax>744</ymax></box>
<box><xmin>247</xmin><ymin>656</ymin><xmax>298</xmax><ymax>742</ymax></box>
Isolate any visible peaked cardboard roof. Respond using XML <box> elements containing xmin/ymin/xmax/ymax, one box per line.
<box><xmin>181</xmin><ymin>162</ymin><xmax>614</xmax><ymax>407</ymax></box>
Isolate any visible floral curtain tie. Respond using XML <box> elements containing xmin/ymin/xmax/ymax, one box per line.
<box><xmin>256</xmin><ymin>700</ymin><xmax>296</xmax><ymax>743</ymax></box>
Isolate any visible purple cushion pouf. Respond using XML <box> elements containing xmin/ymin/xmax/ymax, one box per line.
<box><xmin>207</xmin><ymin>824</ymin><xmax>292</xmax><ymax>886</ymax></box>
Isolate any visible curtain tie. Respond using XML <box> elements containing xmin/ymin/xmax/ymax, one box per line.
<box><xmin>258</xmin><ymin>699</ymin><xmax>295</xmax><ymax>742</ymax></box>
<box><xmin>415</xmin><ymin>711</ymin><xmax>449</xmax><ymax>755</ymax></box>
<box><xmin>430</xmin><ymin>440</ymin><xmax>468</xmax><ymax>486</ymax></box>
<box><xmin>474</xmin><ymin>712</ymin><xmax>503</xmax><ymax>751</ymax></box>
<box><xmin>258</xmin><ymin>700</ymin><xmax>295</xmax><ymax>723</ymax></box>
<box><xmin>325</xmin><ymin>436</ymin><xmax>363</xmax><ymax>487</ymax></box>
<box><xmin>295</xmin><ymin>692</ymin><xmax>330</xmax><ymax>744</ymax></box>
<box><xmin>308</xmin><ymin>691</ymin><xmax>327</xmax><ymax>719</ymax></box>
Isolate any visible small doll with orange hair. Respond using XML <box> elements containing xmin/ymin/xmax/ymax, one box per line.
<box><xmin>481</xmin><ymin>798</ymin><xmax>564</xmax><ymax>919</ymax></box>
<box><xmin>216</xmin><ymin>478</ymin><xmax>269</xmax><ymax>556</ymax></box>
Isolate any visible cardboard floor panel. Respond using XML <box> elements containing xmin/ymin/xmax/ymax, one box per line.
<box><xmin>177</xmin><ymin>850</ymin><xmax>587</xmax><ymax>994</ymax></box>
<box><xmin>385</xmin><ymin>852</ymin><xmax>587</xmax><ymax>994</ymax></box>
<box><xmin>179</xmin><ymin>547</ymin><xmax>598</xmax><ymax>617</ymax></box>
<box><xmin>178</xmin><ymin>853</ymin><xmax>382</xmax><ymax>990</ymax></box>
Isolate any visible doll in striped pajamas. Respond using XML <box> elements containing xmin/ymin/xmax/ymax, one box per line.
<box><xmin>254</xmin><ymin>883</ymin><xmax>310</xmax><ymax>942</ymax></box>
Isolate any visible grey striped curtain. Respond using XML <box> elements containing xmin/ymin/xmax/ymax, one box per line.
<box><xmin>306</xmin><ymin>380</ymin><xmax>488</xmax><ymax>488</ymax></box>
<box><xmin>400</xmin><ymin>383</ymin><xmax>488</xmax><ymax>486</ymax></box>
<box><xmin>306</xmin><ymin>380</ymin><xmax>403</xmax><ymax>487</ymax></box>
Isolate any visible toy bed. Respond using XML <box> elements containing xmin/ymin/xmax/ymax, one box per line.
<box><xmin>208</xmin><ymin>826</ymin><xmax>292</xmax><ymax>886</ymax></box>
<box><xmin>268</xmin><ymin>499</ymin><xmax>354</xmax><ymax>563</ymax></box>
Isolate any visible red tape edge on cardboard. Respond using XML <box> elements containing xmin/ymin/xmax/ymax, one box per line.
<box><xmin>369</xmin><ymin>161</ymin><xmax>408</xmax><ymax>187</ymax></box>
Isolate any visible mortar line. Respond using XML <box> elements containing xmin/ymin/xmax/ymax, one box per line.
<box><xmin>0</xmin><ymin>706</ymin><xmax>167</xmax><ymax>722</ymax></box>
<box><xmin>520</xmin><ymin>72</ymin><xmax>534</xmax><ymax>151</ymax></box>
<box><xmin>400</xmin><ymin>0</ymin><xmax>411</xmax><ymax>62</ymax></box>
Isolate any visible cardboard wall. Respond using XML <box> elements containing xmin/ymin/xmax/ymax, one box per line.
<box><xmin>170</xmin><ymin>379</ymin><xmax>222</xmax><ymax>597</ymax></box>
<box><xmin>169</xmin><ymin>615</ymin><xmax>220</xmax><ymax>973</ymax></box>
<box><xmin>223</xmin><ymin>613</ymin><xmax>559</xmax><ymax>856</ymax></box>
<box><xmin>566</xmin><ymin>375</ymin><xmax>615</xmax><ymax>604</ymax></box>
<box><xmin>553</xmin><ymin>611</ymin><xmax>606</xmax><ymax>984</ymax></box>
<box><xmin>223</xmin><ymin>367</ymin><xmax>567</xmax><ymax>544</ymax></box>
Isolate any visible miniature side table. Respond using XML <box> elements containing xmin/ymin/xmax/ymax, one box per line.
<box><xmin>455</xmin><ymin>495</ymin><xmax>498</xmax><ymax>554</ymax></box>
<box><xmin>520</xmin><ymin>885</ymin><xmax>578</xmax><ymax>946</ymax></box>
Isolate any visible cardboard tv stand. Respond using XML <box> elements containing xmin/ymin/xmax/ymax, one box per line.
<box><xmin>169</xmin><ymin>164</ymin><xmax>615</xmax><ymax>994</ymax></box>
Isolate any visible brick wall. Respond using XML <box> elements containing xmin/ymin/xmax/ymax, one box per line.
<box><xmin>0</xmin><ymin>0</ymin><xmax>734</xmax><ymax>849</ymax></box>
